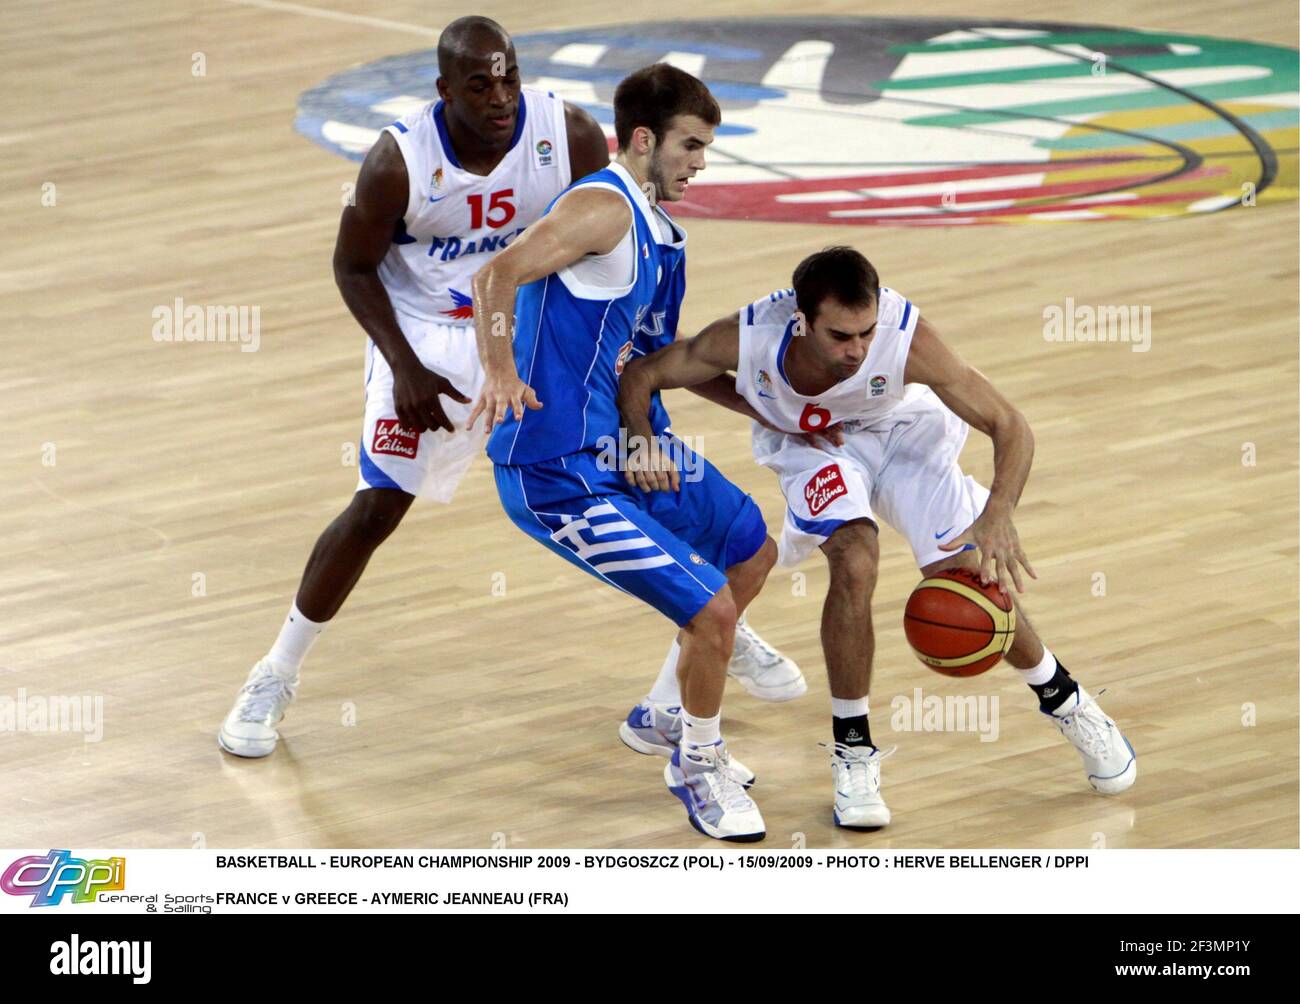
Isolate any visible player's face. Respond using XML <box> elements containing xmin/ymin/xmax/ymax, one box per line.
<box><xmin>648</xmin><ymin>114</ymin><xmax>714</xmax><ymax>201</ymax></box>
<box><xmin>440</xmin><ymin>47</ymin><xmax>522</xmax><ymax>146</ymax></box>
<box><xmin>808</xmin><ymin>298</ymin><xmax>879</xmax><ymax>379</ymax></box>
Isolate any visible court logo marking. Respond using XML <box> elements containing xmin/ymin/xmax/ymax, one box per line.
<box><xmin>295</xmin><ymin>18</ymin><xmax>1297</xmax><ymax>225</ymax></box>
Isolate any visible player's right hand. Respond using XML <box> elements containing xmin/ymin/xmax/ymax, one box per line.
<box><xmin>624</xmin><ymin>434</ymin><xmax>680</xmax><ymax>494</ymax></box>
<box><xmin>467</xmin><ymin>373</ymin><xmax>543</xmax><ymax>431</ymax></box>
<box><xmin>393</xmin><ymin>365</ymin><xmax>470</xmax><ymax>434</ymax></box>
<box><xmin>800</xmin><ymin>422</ymin><xmax>845</xmax><ymax>449</ymax></box>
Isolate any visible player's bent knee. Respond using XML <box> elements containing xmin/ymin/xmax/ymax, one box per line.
<box><xmin>823</xmin><ymin>520</ymin><xmax>879</xmax><ymax>594</ymax></box>
<box><xmin>687</xmin><ymin>587</ymin><xmax>738</xmax><ymax>652</ymax></box>
<box><xmin>345</xmin><ymin>489</ymin><xmax>414</xmax><ymax>547</ymax></box>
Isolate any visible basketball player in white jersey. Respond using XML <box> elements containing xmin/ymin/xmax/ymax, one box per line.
<box><xmin>619</xmin><ymin>246</ymin><xmax>1137</xmax><ymax>829</ymax></box>
<box><xmin>218</xmin><ymin>18</ymin><xmax>800</xmax><ymax>758</ymax></box>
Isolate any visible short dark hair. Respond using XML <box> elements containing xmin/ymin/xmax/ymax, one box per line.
<box><xmin>792</xmin><ymin>246</ymin><xmax>880</xmax><ymax>325</ymax></box>
<box><xmin>613</xmin><ymin>63</ymin><xmax>721</xmax><ymax>151</ymax></box>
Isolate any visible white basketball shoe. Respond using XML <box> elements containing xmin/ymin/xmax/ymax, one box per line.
<box><xmin>217</xmin><ymin>658</ymin><xmax>299</xmax><ymax>758</ymax></box>
<box><xmin>665</xmin><ymin>740</ymin><xmax>766</xmax><ymax>842</ymax></box>
<box><xmin>822</xmin><ymin>742</ymin><xmax>894</xmax><ymax>829</ymax></box>
<box><xmin>619</xmin><ymin>700</ymin><xmax>755</xmax><ymax>786</ymax></box>
<box><xmin>1044</xmin><ymin>685</ymin><xmax>1136</xmax><ymax>795</ymax></box>
<box><xmin>728</xmin><ymin>618</ymin><xmax>807</xmax><ymax>701</ymax></box>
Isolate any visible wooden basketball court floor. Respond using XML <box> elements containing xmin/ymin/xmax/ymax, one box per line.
<box><xmin>1</xmin><ymin>0</ymin><xmax>1296</xmax><ymax>850</ymax></box>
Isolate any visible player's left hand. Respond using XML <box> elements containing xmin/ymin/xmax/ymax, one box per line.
<box><xmin>939</xmin><ymin>502</ymin><xmax>1037</xmax><ymax>595</ymax></box>
<box><xmin>467</xmin><ymin>373</ymin><xmax>543</xmax><ymax>431</ymax></box>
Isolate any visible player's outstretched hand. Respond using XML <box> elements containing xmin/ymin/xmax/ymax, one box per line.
<box><xmin>624</xmin><ymin>434</ymin><xmax>680</xmax><ymax>494</ymax></box>
<box><xmin>393</xmin><ymin>365</ymin><xmax>470</xmax><ymax>434</ymax></box>
<box><xmin>938</xmin><ymin>502</ymin><xmax>1037</xmax><ymax>595</ymax></box>
<box><xmin>467</xmin><ymin>373</ymin><xmax>543</xmax><ymax>431</ymax></box>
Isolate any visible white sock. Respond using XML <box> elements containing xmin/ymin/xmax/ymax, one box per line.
<box><xmin>681</xmin><ymin>710</ymin><xmax>721</xmax><ymax>748</ymax></box>
<box><xmin>648</xmin><ymin>640</ymin><xmax>682</xmax><ymax>705</ymax></box>
<box><xmin>267</xmin><ymin>602</ymin><xmax>324</xmax><ymax>672</ymax></box>
<box><xmin>1016</xmin><ymin>647</ymin><xmax>1057</xmax><ymax>686</ymax></box>
<box><xmin>831</xmin><ymin>696</ymin><xmax>869</xmax><ymax>719</ymax></box>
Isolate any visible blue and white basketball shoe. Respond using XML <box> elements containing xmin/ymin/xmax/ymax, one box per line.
<box><xmin>620</xmin><ymin>701</ymin><xmax>755</xmax><ymax>786</ymax></box>
<box><xmin>664</xmin><ymin>740</ymin><xmax>766</xmax><ymax>842</ymax></box>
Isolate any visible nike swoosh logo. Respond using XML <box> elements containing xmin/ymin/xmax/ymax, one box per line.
<box><xmin>428</xmin><ymin>195</ymin><xmax>447</xmax><ymax>203</ymax></box>
<box><xmin>934</xmin><ymin>526</ymin><xmax>954</xmax><ymax>539</ymax></box>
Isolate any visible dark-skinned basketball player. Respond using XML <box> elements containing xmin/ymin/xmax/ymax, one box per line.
<box><xmin>218</xmin><ymin>18</ymin><xmax>801</xmax><ymax>757</ymax></box>
<box><xmin>618</xmin><ymin>246</ymin><xmax>1137</xmax><ymax>829</ymax></box>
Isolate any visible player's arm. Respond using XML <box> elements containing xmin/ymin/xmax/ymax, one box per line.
<box><xmin>638</xmin><ymin>316</ymin><xmax>845</xmax><ymax>449</ymax></box>
<box><xmin>686</xmin><ymin>374</ymin><xmax>764</xmax><ymax>423</ymax></box>
<box><xmin>619</xmin><ymin>312</ymin><xmax>741</xmax><ymax>442</ymax></box>
<box><xmin>333</xmin><ymin>132</ymin><xmax>468</xmax><ymax>433</ymax></box>
<box><xmin>683</xmin><ymin>372</ymin><xmax>844</xmax><ymax>446</ymax></box>
<box><xmin>905</xmin><ymin>316</ymin><xmax>1037</xmax><ymax>593</ymax></box>
<box><xmin>564</xmin><ymin>102</ymin><xmax>610</xmax><ymax>180</ymax></box>
<box><xmin>467</xmin><ymin>187</ymin><xmax>630</xmax><ymax>430</ymax></box>
<box><xmin>614</xmin><ymin>314</ymin><xmax>742</xmax><ymax>492</ymax></box>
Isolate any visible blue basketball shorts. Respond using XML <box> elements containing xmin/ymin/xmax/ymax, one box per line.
<box><xmin>493</xmin><ymin>440</ymin><xmax>767</xmax><ymax>627</ymax></box>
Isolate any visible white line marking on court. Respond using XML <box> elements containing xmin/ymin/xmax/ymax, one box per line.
<box><xmin>761</xmin><ymin>40</ymin><xmax>834</xmax><ymax>91</ymax></box>
<box><xmin>662</xmin><ymin>51</ymin><xmax>706</xmax><ymax>76</ymax></box>
<box><xmin>550</xmin><ymin>43</ymin><xmax>608</xmax><ymax>67</ymax></box>
<box><xmin>217</xmin><ymin>0</ymin><xmax>438</xmax><ymax>36</ymax></box>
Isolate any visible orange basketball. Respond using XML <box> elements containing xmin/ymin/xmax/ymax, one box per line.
<box><xmin>903</xmin><ymin>568</ymin><xmax>1015</xmax><ymax>677</ymax></box>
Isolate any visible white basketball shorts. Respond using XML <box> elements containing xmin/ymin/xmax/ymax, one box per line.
<box><xmin>357</xmin><ymin>317</ymin><xmax>487</xmax><ymax>503</ymax></box>
<box><xmin>753</xmin><ymin>388</ymin><xmax>989</xmax><ymax>568</ymax></box>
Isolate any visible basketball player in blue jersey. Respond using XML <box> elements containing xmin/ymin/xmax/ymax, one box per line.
<box><xmin>218</xmin><ymin>19</ymin><xmax>799</xmax><ymax>762</ymax></box>
<box><xmin>217</xmin><ymin>17</ymin><xmax>610</xmax><ymax>756</ymax></box>
<box><xmin>468</xmin><ymin>65</ymin><xmax>780</xmax><ymax>842</ymax></box>
<box><xmin>619</xmin><ymin>246</ymin><xmax>1137</xmax><ymax>830</ymax></box>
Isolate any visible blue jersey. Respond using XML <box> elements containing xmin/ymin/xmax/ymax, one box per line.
<box><xmin>634</xmin><ymin>225</ymin><xmax>685</xmax><ymax>439</ymax></box>
<box><xmin>487</xmin><ymin>164</ymin><xmax>686</xmax><ymax>466</ymax></box>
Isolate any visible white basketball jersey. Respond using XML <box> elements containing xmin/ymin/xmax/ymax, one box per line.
<box><xmin>735</xmin><ymin>286</ymin><xmax>923</xmax><ymax>435</ymax></box>
<box><xmin>378</xmin><ymin>88</ymin><xmax>572</xmax><ymax>324</ymax></box>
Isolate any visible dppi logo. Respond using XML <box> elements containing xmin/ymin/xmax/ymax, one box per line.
<box><xmin>294</xmin><ymin>18</ymin><xmax>1296</xmax><ymax>225</ymax></box>
<box><xmin>1</xmin><ymin>850</ymin><xmax>126</xmax><ymax>907</ymax></box>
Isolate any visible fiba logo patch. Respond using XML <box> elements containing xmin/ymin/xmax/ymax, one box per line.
<box><xmin>870</xmin><ymin>375</ymin><xmax>887</xmax><ymax>397</ymax></box>
<box><xmin>689</xmin><ymin>553</ymin><xmax>706</xmax><ymax>565</ymax></box>
<box><xmin>535</xmin><ymin>138</ymin><xmax>554</xmax><ymax>168</ymax></box>
<box><xmin>295</xmin><ymin>19</ymin><xmax>1296</xmax><ymax>226</ymax></box>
